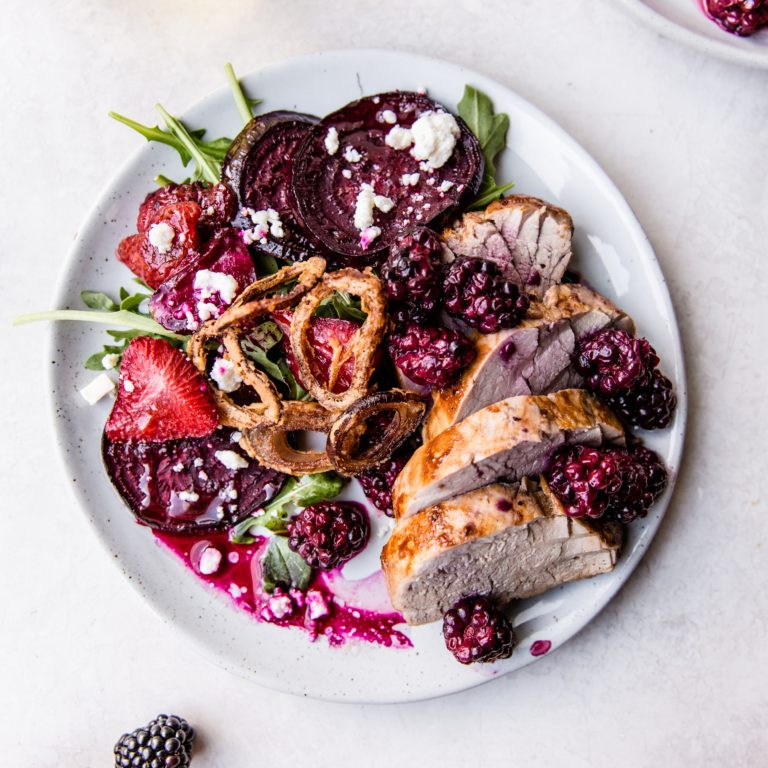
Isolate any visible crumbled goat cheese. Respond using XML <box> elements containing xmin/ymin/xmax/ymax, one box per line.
<box><xmin>79</xmin><ymin>374</ymin><xmax>115</xmax><ymax>405</ymax></box>
<box><xmin>198</xmin><ymin>546</ymin><xmax>222</xmax><ymax>575</ymax></box>
<box><xmin>341</xmin><ymin>169</ymin><xmax>353</xmax><ymax>179</ymax></box>
<box><xmin>214</xmin><ymin>449</ymin><xmax>249</xmax><ymax>471</ymax></box>
<box><xmin>101</xmin><ymin>353</ymin><xmax>120</xmax><ymax>370</ymax></box>
<box><xmin>210</xmin><ymin>357</ymin><xmax>242</xmax><ymax>393</ymax></box>
<box><xmin>374</xmin><ymin>193</ymin><xmax>395</xmax><ymax>213</ymax></box>
<box><xmin>380</xmin><ymin>109</ymin><xmax>397</xmax><ymax>124</ymax></box>
<box><xmin>173</xmin><ymin>462</ymin><xmax>184</xmax><ymax>473</ymax></box>
<box><xmin>324</xmin><ymin>126</ymin><xmax>340</xmax><ymax>155</ymax></box>
<box><xmin>123</xmin><ymin>378</ymin><xmax>135</xmax><ymax>393</ymax></box>
<box><xmin>354</xmin><ymin>184</ymin><xmax>394</xmax><ymax>232</ymax></box>
<box><xmin>306</xmin><ymin>589</ymin><xmax>330</xmax><ymax>620</ymax></box>
<box><xmin>198</xmin><ymin>470</ymin><xmax>209</xmax><ymax>481</ymax></box>
<box><xmin>242</xmin><ymin>208</ymin><xmax>284</xmax><ymax>244</ymax></box>
<box><xmin>194</xmin><ymin>269</ymin><xmax>239</xmax><ymax>304</ymax></box>
<box><xmin>360</xmin><ymin>226</ymin><xmax>381</xmax><ymax>249</ymax></box>
<box><xmin>178</xmin><ymin>489</ymin><xmax>199</xmax><ymax>503</ymax></box>
<box><xmin>268</xmin><ymin>593</ymin><xmax>294</xmax><ymax>619</ymax></box>
<box><xmin>193</xmin><ymin>457</ymin><xmax>204</xmax><ymax>467</ymax></box>
<box><xmin>230</xmin><ymin>431</ymin><xmax>243</xmax><ymax>443</ymax></box>
<box><xmin>147</xmin><ymin>222</ymin><xmax>175</xmax><ymax>254</ymax></box>
<box><xmin>196</xmin><ymin>302</ymin><xmax>220</xmax><ymax>323</ymax></box>
<box><xmin>385</xmin><ymin>125</ymin><xmax>414</xmax><ymax>150</ymax></box>
<box><xmin>343</xmin><ymin>146</ymin><xmax>362</xmax><ymax>163</ymax></box>
<box><xmin>439</xmin><ymin>180</ymin><xmax>455</xmax><ymax>192</ymax></box>
<box><xmin>410</xmin><ymin>111</ymin><xmax>460</xmax><ymax>169</ymax></box>
<box><xmin>401</xmin><ymin>172</ymin><xmax>420</xmax><ymax>187</ymax></box>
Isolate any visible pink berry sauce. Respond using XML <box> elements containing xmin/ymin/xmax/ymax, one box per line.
<box><xmin>153</xmin><ymin>529</ymin><xmax>412</xmax><ymax>649</ymax></box>
<box><xmin>529</xmin><ymin>639</ymin><xmax>552</xmax><ymax>656</ymax></box>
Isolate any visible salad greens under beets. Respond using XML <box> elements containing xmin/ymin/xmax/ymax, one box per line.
<box><xmin>12</xmin><ymin>63</ymin><xmax>515</xmax><ymax>607</ymax></box>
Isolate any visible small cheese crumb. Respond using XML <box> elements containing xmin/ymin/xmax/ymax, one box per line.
<box><xmin>101</xmin><ymin>353</ymin><xmax>120</xmax><ymax>370</ymax></box>
<box><xmin>401</xmin><ymin>172</ymin><xmax>420</xmax><ymax>187</ymax></box>
<box><xmin>210</xmin><ymin>357</ymin><xmax>242</xmax><ymax>393</ymax></box>
<box><xmin>341</xmin><ymin>169</ymin><xmax>352</xmax><ymax>179</ymax></box>
<box><xmin>241</xmin><ymin>208</ymin><xmax>284</xmax><ymax>244</ymax></box>
<box><xmin>439</xmin><ymin>180</ymin><xmax>455</xmax><ymax>193</ymax></box>
<box><xmin>324</xmin><ymin>127</ymin><xmax>339</xmax><ymax>155</ymax></box>
<box><xmin>123</xmin><ymin>379</ymin><xmax>135</xmax><ymax>393</ymax></box>
<box><xmin>385</xmin><ymin>125</ymin><xmax>413</xmax><ymax>150</ymax></box>
<box><xmin>173</xmin><ymin>462</ymin><xmax>184</xmax><ymax>473</ymax></box>
<box><xmin>147</xmin><ymin>222</ymin><xmax>175</xmax><ymax>254</ymax></box>
<box><xmin>194</xmin><ymin>270</ymin><xmax>239</xmax><ymax>305</ymax></box>
<box><xmin>268</xmin><ymin>593</ymin><xmax>294</xmax><ymax>619</ymax></box>
<box><xmin>343</xmin><ymin>146</ymin><xmax>362</xmax><ymax>163</ymax></box>
<box><xmin>193</xmin><ymin>457</ymin><xmax>204</xmax><ymax>467</ymax></box>
<box><xmin>360</xmin><ymin>226</ymin><xmax>381</xmax><ymax>250</ymax></box>
<box><xmin>306</xmin><ymin>590</ymin><xmax>330</xmax><ymax>620</ymax></box>
<box><xmin>214</xmin><ymin>449</ymin><xmax>249</xmax><ymax>471</ymax></box>
<box><xmin>178</xmin><ymin>489</ymin><xmax>199</xmax><ymax>503</ymax></box>
<box><xmin>373</xmin><ymin>194</ymin><xmax>394</xmax><ymax>213</ymax></box>
<box><xmin>230</xmin><ymin>431</ymin><xmax>243</xmax><ymax>443</ymax></box>
<box><xmin>198</xmin><ymin>546</ymin><xmax>222</xmax><ymax>575</ymax></box>
<box><xmin>79</xmin><ymin>374</ymin><xmax>115</xmax><ymax>405</ymax></box>
<box><xmin>380</xmin><ymin>109</ymin><xmax>397</xmax><ymax>124</ymax></box>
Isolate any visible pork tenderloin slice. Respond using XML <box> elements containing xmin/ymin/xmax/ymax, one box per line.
<box><xmin>394</xmin><ymin>389</ymin><xmax>623</xmax><ymax>519</ymax></box>
<box><xmin>442</xmin><ymin>195</ymin><xmax>573</xmax><ymax>298</ymax></box>
<box><xmin>382</xmin><ymin>480</ymin><xmax>622</xmax><ymax>625</ymax></box>
<box><xmin>424</xmin><ymin>284</ymin><xmax>634</xmax><ymax>440</ymax></box>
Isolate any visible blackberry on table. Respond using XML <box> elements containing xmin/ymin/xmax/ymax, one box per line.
<box><xmin>114</xmin><ymin>713</ymin><xmax>195</xmax><ymax>768</ymax></box>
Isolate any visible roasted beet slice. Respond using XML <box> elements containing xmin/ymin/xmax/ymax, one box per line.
<box><xmin>103</xmin><ymin>428</ymin><xmax>287</xmax><ymax>534</ymax></box>
<box><xmin>136</xmin><ymin>182</ymin><xmax>237</xmax><ymax>236</ymax></box>
<box><xmin>222</xmin><ymin>111</ymin><xmax>326</xmax><ymax>263</ymax></box>
<box><xmin>291</xmin><ymin>91</ymin><xmax>484</xmax><ymax>261</ymax></box>
<box><xmin>149</xmin><ymin>228</ymin><xmax>257</xmax><ymax>332</ymax></box>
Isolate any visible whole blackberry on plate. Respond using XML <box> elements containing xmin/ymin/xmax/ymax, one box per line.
<box><xmin>443</xmin><ymin>258</ymin><xmax>529</xmax><ymax>333</ymax></box>
<box><xmin>381</xmin><ymin>227</ymin><xmax>444</xmax><ymax>318</ymax></box>
<box><xmin>114</xmin><ymin>713</ymin><xmax>195</xmax><ymax>768</ymax></box>
<box><xmin>287</xmin><ymin>501</ymin><xmax>369</xmax><ymax>570</ymax></box>
<box><xmin>575</xmin><ymin>328</ymin><xmax>658</xmax><ymax>397</ymax></box>
<box><xmin>611</xmin><ymin>371</ymin><xmax>678</xmax><ymax>430</ymax></box>
<box><xmin>387</xmin><ymin>323</ymin><xmax>475</xmax><ymax>389</ymax></box>
<box><xmin>544</xmin><ymin>444</ymin><xmax>667</xmax><ymax>523</ymax></box>
<box><xmin>705</xmin><ymin>0</ymin><xmax>768</xmax><ymax>35</ymax></box>
<box><xmin>442</xmin><ymin>596</ymin><xmax>516</xmax><ymax>664</ymax></box>
<box><xmin>357</xmin><ymin>451</ymin><xmax>410</xmax><ymax>517</ymax></box>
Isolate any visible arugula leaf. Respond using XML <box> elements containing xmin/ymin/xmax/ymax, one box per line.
<box><xmin>224</xmin><ymin>62</ymin><xmax>261</xmax><ymax>126</ymax></box>
<box><xmin>457</xmin><ymin>85</ymin><xmax>515</xmax><ymax>209</ymax></box>
<box><xmin>261</xmin><ymin>536</ymin><xmax>313</xmax><ymax>593</ymax></box>
<box><xmin>108</xmin><ymin>109</ymin><xmax>230</xmax><ymax>185</ymax></box>
<box><xmin>81</xmin><ymin>290</ymin><xmax>118</xmax><ymax>312</ymax></box>
<box><xmin>315</xmin><ymin>291</ymin><xmax>367</xmax><ymax>322</ymax></box>
<box><xmin>230</xmin><ymin>472</ymin><xmax>345</xmax><ymax>544</ymax></box>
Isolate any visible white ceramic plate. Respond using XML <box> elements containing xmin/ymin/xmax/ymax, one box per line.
<box><xmin>48</xmin><ymin>49</ymin><xmax>686</xmax><ymax>702</ymax></box>
<box><xmin>614</xmin><ymin>0</ymin><xmax>768</xmax><ymax>68</ymax></box>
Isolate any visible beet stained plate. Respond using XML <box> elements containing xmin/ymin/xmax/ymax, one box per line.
<box><xmin>291</xmin><ymin>91</ymin><xmax>484</xmax><ymax>261</ymax></box>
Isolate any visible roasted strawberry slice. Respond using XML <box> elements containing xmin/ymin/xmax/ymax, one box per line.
<box><xmin>136</xmin><ymin>181</ymin><xmax>236</xmax><ymax>235</ymax></box>
<box><xmin>116</xmin><ymin>201</ymin><xmax>201</xmax><ymax>288</ymax></box>
<box><xmin>105</xmin><ymin>337</ymin><xmax>218</xmax><ymax>442</ymax></box>
<box><xmin>273</xmin><ymin>310</ymin><xmax>364</xmax><ymax>393</ymax></box>
<box><xmin>149</xmin><ymin>228</ymin><xmax>257</xmax><ymax>333</ymax></box>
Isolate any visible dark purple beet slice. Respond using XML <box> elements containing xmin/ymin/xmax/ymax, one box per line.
<box><xmin>149</xmin><ymin>228</ymin><xmax>256</xmax><ymax>333</ymax></box>
<box><xmin>103</xmin><ymin>428</ymin><xmax>287</xmax><ymax>535</ymax></box>
<box><xmin>222</xmin><ymin>111</ymin><xmax>327</xmax><ymax>263</ymax></box>
<box><xmin>291</xmin><ymin>91</ymin><xmax>484</xmax><ymax>261</ymax></box>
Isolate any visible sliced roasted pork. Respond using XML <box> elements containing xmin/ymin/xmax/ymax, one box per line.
<box><xmin>393</xmin><ymin>389</ymin><xmax>624</xmax><ymax>519</ymax></box>
<box><xmin>382</xmin><ymin>479</ymin><xmax>622</xmax><ymax>625</ymax></box>
<box><xmin>442</xmin><ymin>195</ymin><xmax>573</xmax><ymax>297</ymax></box>
<box><xmin>424</xmin><ymin>284</ymin><xmax>634</xmax><ymax>440</ymax></box>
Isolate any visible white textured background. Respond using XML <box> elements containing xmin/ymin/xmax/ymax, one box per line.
<box><xmin>1</xmin><ymin>1</ymin><xmax>767</xmax><ymax>766</ymax></box>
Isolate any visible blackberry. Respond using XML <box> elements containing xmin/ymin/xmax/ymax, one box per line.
<box><xmin>114</xmin><ymin>714</ymin><xmax>195</xmax><ymax>768</ymax></box>
<box><xmin>287</xmin><ymin>501</ymin><xmax>369</xmax><ymax>570</ymax></box>
<box><xmin>389</xmin><ymin>301</ymin><xmax>434</xmax><ymax>328</ymax></box>
<box><xmin>575</xmin><ymin>328</ymin><xmax>658</xmax><ymax>397</ymax></box>
<box><xmin>387</xmin><ymin>323</ymin><xmax>475</xmax><ymax>389</ymax></box>
<box><xmin>381</xmin><ymin>228</ymin><xmax>444</xmax><ymax>318</ymax></box>
<box><xmin>705</xmin><ymin>0</ymin><xmax>768</xmax><ymax>35</ymax></box>
<box><xmin>443</xmin><ymin>258</ymin><xmax>529</xmax><ymax>333</ymax></box>
<box><xmin>544</xmin><ymin>444</ymin><xmax>667</xmax><ymax>523</ymax></box>
<box><xmin>611</xmin><ymin>371</ymin><xmax>678</xmax><ymax>430</ymax></box>
<box><xmin>357</xmin><ymin>451</ymin><xmax>410</xmax><ymax>517</ymax></box>
<box><xmin>442</xmin><ymin>596</ymin><xmax>516</xmax><ymax>664</ymax></box>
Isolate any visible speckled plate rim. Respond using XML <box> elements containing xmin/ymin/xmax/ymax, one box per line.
<box><xmin>45</xmin><ymin>49</ymin><xmax>687</xmax><ymax>703</ymax></box>
<box><xmin>612</xmin><ymin>0</ymin><xmax>768</xmax><ymax>69</ymax></box>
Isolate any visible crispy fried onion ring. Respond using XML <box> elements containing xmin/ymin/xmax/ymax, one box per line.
<box><xmin>327</xmin><ymin>390</ymin><xmax>426</xmax><ymax>475</ymax></box>
<box><xmin>187</xmin><ymin>258</ymin><xmax>326</xmax><ymax>429</ymax></box>
<box><xmin>289</xmin><ymin>268</ymin><xmax>387</xmax><ymax>411</ymax></box>
<box><xmin>211</xmin><ymin>256</ymin><xmax>326</xmax><ymax>333</ymax></box>
<box><xmin>239</xmin><ymin>401</ymin><xmax>336</xmax><ymax>475</ymax></box>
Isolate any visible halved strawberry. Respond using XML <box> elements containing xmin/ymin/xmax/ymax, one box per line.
<box><xmin>273</xmin><ymin>309</ymin><xmax>369</xmax><ymax>393</ymax></box>
<box><xmin>105</xmin><ymin>337</ymin><xmax>218</xmax><ymax>442</ymax></box>
<box><xmin>116</xmin><ymin>201</ymin><xmax>201</xmax><ymax>288</ymax></box>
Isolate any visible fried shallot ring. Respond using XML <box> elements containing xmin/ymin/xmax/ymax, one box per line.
<box><xmin>211</xmin><ymin>256</ymin><xmax>326</xmax><ymax>332</ymax></box>
<box><xmin>238</xmin><ymin>401</ymin><xmax>336</xmax><ymax>475</ymax></box>
<box><xmin>327</xmin><ymin>390</ymin><xmax>426</xmax><ymax>475</ymax></box>
<box><xmin>188</xmin><ymin>323</ymin><xmax>282</xmax><ymax>428</ymax></box>
<box><xmin>289</xmin><ymin>268</ymin><xmax>387</xmax><ymax>411</ymax></box>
